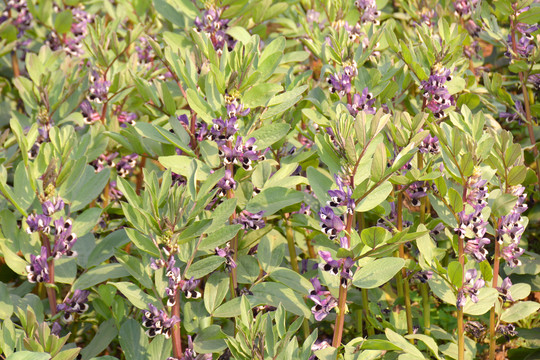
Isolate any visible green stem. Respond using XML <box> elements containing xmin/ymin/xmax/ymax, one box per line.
<box><xmin>396</xmin><ymin>190</ymin><xmax>413</xmax><ymax>338</ymax></box>
<box><xmin>489</xmin><ymin>229</ymin><xmax>501</xmax><ymax>360</ymax></box>
<box><xmin>362</xmin><ymin>288</ymin><xmax>374</xmax><ymax>336</ymax></box>
<box><xmin>40</xmin><ymin>233</ymin><xmax>57</xmax><ymax>316</ymax></box>
<box><xmin>418</xmin><ymin>153</ymin><xmax>430</xmax><ymax>335</ymax></box>
<box><xmin>286</xmin><ymin>217</ymin><xmax>309</xmax><ymax>339</ymax></box>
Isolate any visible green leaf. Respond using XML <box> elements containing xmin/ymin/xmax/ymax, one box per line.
<box><xmin>72</xmin><ymin>208</ymin><xmax>102</xmax><ymax>238</ymax></box>
<box><xmin>507</xmin><ymin>165</ymin><xmax>527</xmax><ymax>186</ymax></box>
<box><xmin>250</xmin><ymin>123</ymin><xmax>290</xmax><ymax>149</ymax></box>
<box><xmin>405</xmin><ymin>334</ymin><xmax>441</xmax><ymax>360</ymax></box>
<box><xmin>186</xmin><ymin>89</ymin><xmax>215</xmax><ymax>122</ymax></box>
<box><xmin>355</xmin><ymin>181</ymin><xmax>393</xmax><ymax>212</ymax></box>
<box><xmin>361</xmin><ymin>226</ymin><xmax>390</xmax><ymax>249</ymax></box>
<box><xmin>236</xmin><ymin>255</ymin><xmax>260</xmax><ymax>284</ymax></box>
<box><xmin>463</xmin><ymin>287</ymin><xmax>498</xmax><ymax>315</ymax></box>
<box><xmin>148</xmin><ymin>335</ymin><xmax>173</xmax><ymax>360</ymax></box>
<box><xmin>186</xmin><ymin>256</ymin><xmax>226</xmax><ymax>279</ymax></box>
<box><xmin>110</xmin><ymin>282</ymin><xmax>158</xmax><ymax>310</ymax></box>
<box><xmin>416</xmin><ymin>224</ymin><xmax>435</xmax><ymax>265</ymax></box>
<box><xmin>0</xmin><ymin>282</ymin><xmax>13</xmax><ymax>320</ymax></box>
<box><xmin>448</xmin><ymin>261</ymin><xmax>463</xmax><ymax>288</ymax></box>
<box><xmin>509</xmin><ymin>283</ymin><xmax>530</xmax><ymax>300</ymax></box>
<box><xmin>6</xmin><ymin>353</ymin><xmax>50</xmax><ymax>360</ymax></box>
<box><xmin>125</xmin><ymin>228</ymin><xmax>160</xmax><ymax>257</ymax></box>
<box><xmin>385</xmin><ymin>328</ymin><xmax>425</xmax><ymax>359</ymax></box>
<box><xmin>243</xmin><ymin>83</ymin><xmax>283</xmax><ymax>108</ymax></box>
<box><xmin>246</xmin><ymin>187</ymin><xmax>304</xmax><ymax>216</ymax></box>
<box><xmin>428</xmin><ymin>273</ymin><xmax>456</xmax><ymax>305</ymax></box>
<box><xmin>251</xmin><ymin>282</ymin><xmax>311</xmax><ymax>317</ymax></box>
<box><xmin>204</xmin><ymin>272</ymin><xmax>230</xmax><ymax>314</ymax></box>
<box><xmin>69</xmin><ymin>168</ymin><xmax>111</xmax><ymax>212</ymax></box>
<box><xmin>193</xmin><ymin>325</ymin><xmax>227</xmax><ymax>353</ymax></box>
<box><xmin>199</xmin><ymin>225</ymin><xmax>242</xmax><ymax>251</ymax></box>
<box><xmin>80</xmin><ymin>319</ymin><xmax>118</xmax><ymax>360</ymax></box>
<box><xmin>206</xmin><ymin>199</ymin><xmax>237</xmax><ymax>233</ymax></box>
<box><xmin>352</xmin><ymin>258</ymin><xmax>405</xmax><ymax>289</ymax></box>
<box><xmin>118</xmin><ymin>319</ymin><xmax>149</xmax><ymax>360</ymax></box>
<box><xmin>73</xmin><ymin>264</ymin><xmax>130</xmax><ymax>290</ymax></box>
<box><xmin>257</xmin><ymin>233</ymin><xmax>285</xmax><ymax>273</ymax></box>
<box><xmin>54</xmin><ymin>10</ymin><xmax>73</xmax><ymax>34</ymax></box>
<box><xmin>501</xmin><ymin>301</ymin><xmax>540</xmax><ymax>323</ymax></box>
<box><xmin>270</xmin><ymin>268</ymin><xmax>312</xmax><ymax>294</ymax></box>
<box><xmin>448</xmin><ymin>188</ymin><xmax>463</xmax><ymax>213</ymax></box>
<box><xmin>492</xmin><ymin>194</ymin><xmax>518</xmax><ymax>217</ymax></box>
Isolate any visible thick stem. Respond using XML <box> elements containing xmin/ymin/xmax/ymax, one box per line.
<box><xmin>489</xmin><ymin>237</ymin><xmax>501</xmax><ymax>360</ymax></box>
<box><xmin>226</xmin><ymin>162</ymin><xmax>237</xmax><ymax>298</ymax></box>
<box><xmin>332</xmin><ymin>205</ymin><xmax>354</xmax><ymax>348</ymax></box>
<box><xmin>11</xmin><ymin>51</ymin><xmax>20</xmax><ymax>78</ymax></box>
<box><xmin>418</xmin><ymin>153</ymin><xmax>431</xmax><ymax>335</ymax></box>
<box><xmin>40</xmin><ymin>233</ymin><xmax>57</xmax><ymax>316</ymax></box>
<box><xmin>171</xmin><ymin>291</ymin><xmax>183</xmax><ymax>358</ymax></box>
<box><xmin>285</xmin><ymin>216</ymin><xmax>309</xmax><ymax>339</ymax></box>
<box><xmin>458</xmin><ymin>228</ymin><xmax>465</xmax><ymax>360</ymax></box>
<box><xmin>396</xmin><ymin>190</ymin><xmax>413</xmax><ymax>337</ymax></box>
<box><xmin>361</xmin><ymin>288</ymin><xmax>374</xmax><ymax>336</ymax></box>
<box><xmin>135</xmin><ymin>157</ymin><xmax>146</xmax><ymax>195</ymax></box>
<box><xmin>510</xmin><ymin>19</ymin><xmax>540</xmax><ymax>189</ymax></box>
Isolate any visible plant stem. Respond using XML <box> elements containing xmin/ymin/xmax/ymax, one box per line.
<box><xmin>171</xmin><ymin>291</ymin><xmax>183</xmax><ymax>358</ymax></box>
<box><xmin>285</xmin><ymin>216</ymin><xmax>309</xmax><ymax>339</ymax></box>
<box><xmin>418</xmin><ymin>153</ymin><xmax>431</xmax><ymax>335</ymax></box>
<box><xmin>361</xmin><ymin>288</ymin><xmax>374</xmax><ymax>336</ymax></box>
<box><xmin>11</xmin><ymin>51</ymin><xmax>20</xmax><ymax>78</ymax></box>
<box><xmin>226</xmin><ymin>162</ymin><xmax>238</xmax><ymax>298</ymax></box>
<box><xmin>489</xmin><ymin>233</ymin><xmax>501</xmax><ymax>360</ymax></box>
<box><xmin>40</xmin><ymin>233</ymin><xmax>57</xmax><ymax>316</ymax></box>
<box><xmin>458</xmin><ymin>227</ymin><xmax>465</xmax><ymax>360</ymax></box>
<box><xmin>396</xmin><ymin>190</ymin><xmax>413</xmax><ymax>338</ymax></box>
<box><xmin>510</xmin><ymin>18</ymin><xmax>540</xmax><ymax>190</ymax></box>
<box><xmin>136</xmin><ymin>157</ymin><xmax>146</xmax><ymax>195</ymax></box>
<box><xmin>332</xmin><ymin>197</ymin><xmax>354</xmax><ymax>348</ymax></box>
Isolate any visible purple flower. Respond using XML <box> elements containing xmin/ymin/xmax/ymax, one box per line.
<box><xmin>91</xmin><ymin>152</ymin><xmax>118</xmax><ymax>173</ymax></box>
<box><xmin>310</xmin><ymin>294</ymin><xmax>338</xmax><ymax>321</ymax></box>
<box><xmin>51</xmin><ymin>217</ymin><xmax>78</xmax><ymax>259</ymax></box>
<box><xmin>412</xmin><ymin>270</ymin><xmax>433</xmax><ymax>283</ymax></box>
<box><xmin>116</xmin><ymin>154</ymin><xmax>138</xmax><ymax>178</ymax></box>
<box><xmin>181</xmin><ymin>277</ymin><xmax>202</xmax><ymax>299</ymax></box>
<box><xmin>26</xmin><ymin>246</ymin><xmax>49</xmax><ymax>283</ymax></box>
<box><xmin>354</xmin><ymin>0</ymin><xmax>381</xmax><ymax>24</ymax></box>
<box><xmin>142</xmin><ymin>303</ymin><xmax>179</xmax><ymax>338</ymax></box>
<box><xmin>457</xmin><ymin>269</ymin><xmax>485</xmax><ymax>308</ymax></box>
<box><xmin>419</xmin><ymin>68</ymin><xmax>455</xmax><ymax>119</ymax></box>
<box><xmin>57</xmin><ymin>290</ymin><xmax>90</xmax><ymax>322</ymax></box>
<box><xmin>215</xmin><ymin>242</ymin><xmax>237</xmax><ymax>272</ymax></box>
<box><xmin>497</xmin><ymin>324</ymin><xmax>517</xmax><ymax>337</ymax></box>
<box><xmin>88</xmin><ymin>71</ymin><xmax>110</xmax><ymax>103</ymax></box>
<box><xmin>419</xmin><ymin>132</ymin><xmax>440</xmax><ymax>154</ymax></box>
<box><xmin>194</xmin><ymin>7</ymin><xmax>236</xmax><ymax>54</ymax></box>
<box><xmin>118</xmin><ymin>112</ymin><xmax>137</xmax><ymax>127</ymax></box>
<box><xmin>42</xmin><ymin>197</ymin><xmax>65</xmax><ymax>216</ymax></box>
<box><xmin>80</xmin><ymin>100</ymin><xmax>101</xmax><ymax>125</ymax></box>
<box><xmin>453</xmin><ymin>0</ymin><xmax>480</xmax><ymax>17</ymax></box>
<box><xmin>26</xmin><ymin>214</ymin><xmax>51</xmax><ymax>234</ymax></box>
<box><xmin>235</xmin><ymin>210</ymin><xmax>265</xmax><ymax>230</ymax></box>
<box><xmin>319</xmin><ymin>206</ymin><xmax>345</xmax><ymax>240</ymax></box>
<box><xmin>497</xmin><ymin>277</ymin><xmax>514</xmax><ymax>302</ymax></box>
<box><xmin>326</xmin><ymin>73</ymin><xmax>351</xmax><ymax>97</ymax></box>
<box><xmin>347</xmin><ymin>88</ymin><xmax>376</xmax><ymax>116</ymax></box>
<box><xmin>183</xmin><ymin>335</ymin><xmax>212</xmax><ymax>360</ymax></box>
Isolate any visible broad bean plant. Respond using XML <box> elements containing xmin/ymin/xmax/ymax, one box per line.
<box><xmin>0</xmin><ymin>0</ymin><xmax>539</xmax><ymax>359</ymax></box>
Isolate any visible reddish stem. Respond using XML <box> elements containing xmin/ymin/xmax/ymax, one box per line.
<box><xmin>171</xmin><ymin>291</ymin><xmax>183</xmax><ymax>358</ymax></box>
<box><xmin>40</xmin><ymin>233</ymin><xmax>57</xmax><ymax>316</ymax></box>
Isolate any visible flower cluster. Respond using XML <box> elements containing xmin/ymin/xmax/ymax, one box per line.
<box><xmin>419</xmin><ymin>68</ymin><xmax>455</xmax><ymax>119</ymax></box>
<box><xmin>405</xmin><ymin>182</ymin><xmax>429</xmax><ymax>207</ymax></box>
<box><xmin>354</xmin><ymin>0</ymin><xmax>381</xmax><ymax>24</ymax></box>
<box><xmin>319</xmin><ymin>206</ymin><xmax>345</xmax><ymax>240</ymax></box>
<box><xmin>234</xmin><ymin>210</ymin><xmax>265</xmax><ymax>230</ymax></box>
<box><xmin>57</xmin><ymin>290</ymin><xmax>90</xmax><ymax>323</ymax></box>
<box><xmin>319</xmin><ymin>250</ymin><xmax>354</xmax><ymax>288</ymax></box>
<box><xmin>91</xmin><ymin>152</ymin><xmax>117</xmax><ymax>173</ymax></box>
<box><xmin>28</xmin><ymin>123</ymin><xmax>52</xmax><ymax>160</ymax></box>
<box><xmin>142</xmin><ymin>303</ymin><xmax>179</xmax><ymax>338</ymax></box>
<box><xmin>80</xmin><ymin>100</ymin><xmax>101</xmax><ymax>125</ymax></box>
<box><xmin>1</xmin><ymin>0</ymin><xmax>32</xmax><ymax>37</ymax></box>
<box><xmin>215</xmin><ymin>170</ymin><xmax>236</xmax><ymax>197</ymax></box>
<box><xmin>26</xmin><ymin>246</ymin><xmax>49</xmax><ymax>283</ymax></box>
<box><xmin>496</xmin><ymin>277</ymin><xmax>513</xmax><ymax>302</ymax></box>
<box><xmin>118</xmin><ymin>111</ymin><xmax>137</xmax><ymax>127</ymax></box>
<box><xmin>347</xmin><ymin>87</ymin><xmax>376</xmax><ymax>116</ymax></box>
<box><xmin>47</xmin><ymin>6</ymin><xmax>93</xmax><ymax>57</ymax></box>
<box><xmin>88</xmin><ymin>71</ymin><xmax>110</xmax><ymax>104</ymax></box>
<box><xmin>457</xmin><ymin>269</ymin><xmax>485</xmax><ymax>308</ymax></box>
<box><xmin>218</xmin><ymin>137</ymin><xmax>262</xmax><ymax>171</ymax></box>
<box><xmin>411</xmin><ymin>270</ymin><xmax>433</xmax><ymax>283</ymax></box>
<box><xmin>455</xmin><ymin>177</ymin><xmax>490</xmax><ymax>262</ymax></box>
<box><xmin>309</xmin><ymin>277</ymin><xmax>337</xmax><ymax>321</ymax></box>
<box><xmin>499</xmin><ymin>186</ymin><xmax>527</xmax><ymax>268</ymax></box>
<box><xmin>419</xmin><ymin>132</ymin><xmax>440</xmax><ymax>154</ymax></box>
<box><xmin>116</xmin><ymin>154</ymin><xmax>138</xmax><ymax>178</ymax></box>
<box><xmin>453</xmin><ymin>0</ymin><xmax>479</xmax><ymax>17</ymax></box>
<box><xmin>326</xmin><ymin>62</ymin><xmax>357</xmax><ymax>97</ymax></box>
<box><xmin>177</xmin><ymin>114</ymin><xmax>208</xmax><ymax>143</ymax></box>
<box><xmin>194</xmin><ymin>7</ymin><xmax>236</xmax><ymax>54</ymax></box>
<box><xmin>215</xmin><ymin>242</ymin><xmax>237</xmax><ymax>272</ymax></box>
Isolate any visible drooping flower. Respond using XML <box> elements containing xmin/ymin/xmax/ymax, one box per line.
<box><xmin>57</xmin><ymin>290</ymin><xmax>90</xmax><ymax>323</ymax></box>
<box><xmin>142</xmin><ymin>303</ymin><xmax>179</xmax><ymax>338</ymax></box>
<box><xmin>235</xmin><ymin>210</ymin><xmax>265</xmax><ymax>230</ymax></box>
<box><xmin>26</xmin><ymin>246</ymin><xmax>49</xmax><ymax>283</ymax></box>
<box><xmin>419</xmin><ymin>68</ymin><xmax>456</xmax><ymax>119</ymax></box>
<box><xmin>347</xmin><ymin>88</ymin><xmax>376</xmax><ymax>116</ymax></box>
<box><xmin>319</xmin><ymin>206</ymin><xmax>345</xmax><ymax>240</ymax></box>
<box><xmin>215</xmin><ymin>242</ymin><xmax>237</xmax><ymax>272</ymax></box>
<box><xmin>116</xmin><ymin>154</ymin><xmax>138</xmax><ymax>178</ymax></box>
